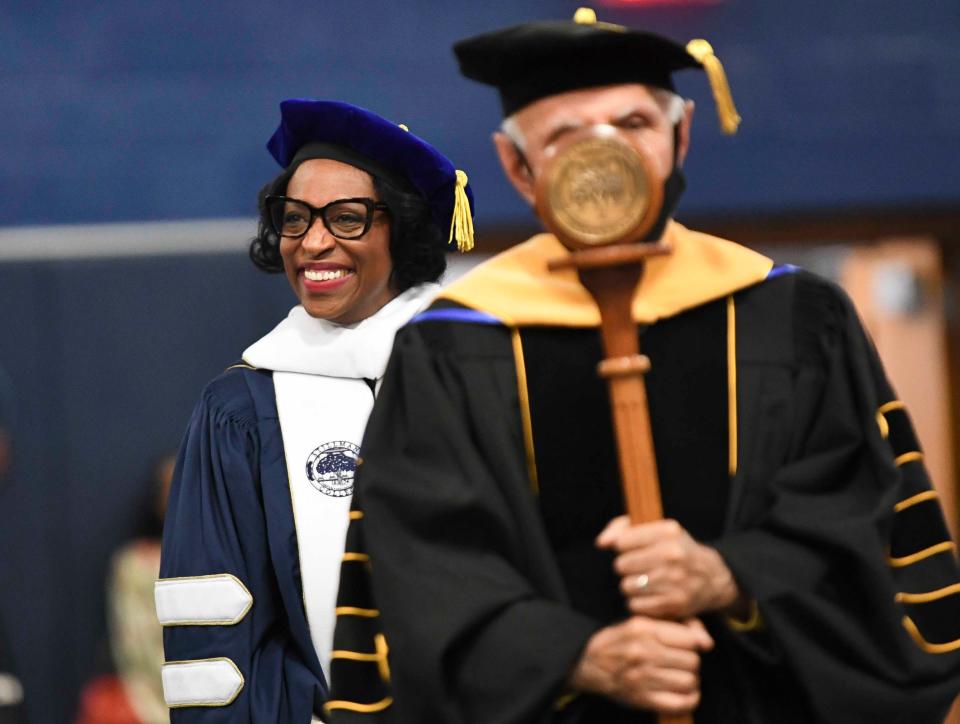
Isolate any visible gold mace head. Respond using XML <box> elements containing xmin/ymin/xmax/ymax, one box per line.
<box><xmin>534</xmin><ymin>125</ymin><xmax>663</xmax><ymax>250</ymax></box>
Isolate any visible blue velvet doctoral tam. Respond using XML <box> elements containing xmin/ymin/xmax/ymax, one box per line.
<box><xmin>266</xmin><ymin>98</ymin><xmax>474</xmax><ymax>243</ymax></box>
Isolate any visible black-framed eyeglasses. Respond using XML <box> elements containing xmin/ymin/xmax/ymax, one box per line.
<box><xmin>265</xmin><ymin>195</ymin><xmax>389</xmax><ymax>240</ymax></box>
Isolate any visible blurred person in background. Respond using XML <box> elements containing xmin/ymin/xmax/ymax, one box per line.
<box><xmin>327</xmin><ymin>9</ymin><xmax>960</xmax><ymax>723</ymax></box>
<box><xmin>0</xmin><ymin>365</ymin><xmax>25</xmax><ymax>724</ymax></box>
<box><xmin>156</xmin><ymin>99</ymin><xmax>473</xmax><ymax>722</ymax></box>
<box><xmin>75</xmin><ymin>454</ymin><xmax>176</xmax><ymax>724</ymax></box>
<box><xmin>0</xmin><ymin>662</ymin><xmax>24</xmax><ymax>724</ymax></box>
<box><xmin>0</xmin><ymin>630</ymin><xmax>24</xmax><ymax>724</ymax></box>
<box><xmin>0</xmin><ymin>365</ymin><xmax>13</xmax><ymax>494</ymax></box>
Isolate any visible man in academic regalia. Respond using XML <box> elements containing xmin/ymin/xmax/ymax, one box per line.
<box><xmin>327</xmin><ymin>9</ymin><xmax>960</xmax><ymax>723</ymax></box>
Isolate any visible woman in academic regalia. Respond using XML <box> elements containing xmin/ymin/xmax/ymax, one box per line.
<box><xmin>156</xmin><ymin>99</ymin><xmax>473</xmax><ymax>722</ymax></box>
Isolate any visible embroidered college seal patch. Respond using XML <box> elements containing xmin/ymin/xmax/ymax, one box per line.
<box><xmin>305</xmin><ymin>441</ymin><xmax>360</xmax><ymax>497</ymax></box>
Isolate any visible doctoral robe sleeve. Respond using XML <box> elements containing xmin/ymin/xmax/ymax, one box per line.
<box><xmin>714</xmin><ymin>274</ymin><xmax>960</xmax><ymax>722</ymax></box>
<box><xmin>159</xmin><ymin>372</ymin><xmax>324</xmax><ymax>722</ymax></box>
<box><xmin>328</xmin><ymin>321</ymin><xmax>598</xmax><ymax>724</ymax></box>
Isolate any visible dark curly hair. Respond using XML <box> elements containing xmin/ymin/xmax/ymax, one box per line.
<box><xmin>248</xmin><ymin>165</ymin><xmax>446</xmax><ymax>292</ymax></box>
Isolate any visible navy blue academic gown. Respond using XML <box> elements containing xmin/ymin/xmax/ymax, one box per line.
<box><xmin>160</xmin><ymin>366</ymin><xmax>326</xmax><ymax>722</ymax></box>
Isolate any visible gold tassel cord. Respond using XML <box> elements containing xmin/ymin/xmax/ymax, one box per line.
<box><xmin>686</xmin><ymin>39</ymin><xmax>741</xmax><ymax>135</ymax></box>
<box><xmin>449</xmin><ymin>169</ymin><xmax>475</xmax><ymax>253</ymax></box>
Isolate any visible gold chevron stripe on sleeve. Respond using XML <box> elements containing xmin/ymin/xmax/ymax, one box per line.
<box><xmin>878</xmin><ymin>400</ymin><xmax>907</xmax><ymax>415</ymax></box>
<box><xmin>888</xmin><ymin>541</ymin><xmax>956</xmax><ymax>568</ymax></box>
<box><xmin>896</xmin><ymin>582</ymin><xmax>960</xmax><ymax>604</ymax></box>
<box><xmin>894</xmin><ymin>490</ymin><xmax>939</xmax><ymax>513</ymax></box>
<box><xmin>331</xmin><ymin>650</ymin><xmax>381</xmax><ymax>662</ymax></box>
<box><xmin>902</xmin><ymin>616</ymin><xmax>960</xmax><ymax>654</ymax></box>
<box><xmin>324</xmin><ymin>697</ymin><xmax>394</xmax><ymax>714</ymax></box>
<box><xmin>335</xmin><ymin>606</ymin><xmax>380</xmax><ymax>618</ymax></box>
<box><xmin>895</xmin><ymin>451</ymin><xmax>924</xmax><ymax>467</ymax></box>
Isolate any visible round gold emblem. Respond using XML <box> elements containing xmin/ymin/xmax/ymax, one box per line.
<box><xmin>537</xmin><ymin>129</ymin><xmax>661</xmax><ymax>249</ymax></box>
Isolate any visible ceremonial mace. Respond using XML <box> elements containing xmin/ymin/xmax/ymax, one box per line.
<box><xmin>535</xmin><ymin>126</ymin><xmax>691</xmax><ymax>724</ymax></box>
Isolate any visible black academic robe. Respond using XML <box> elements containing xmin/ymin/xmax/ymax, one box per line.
<box><xmin>328</xmin><ymin>258</ymin><xmax>960</xmax><ymax>723</ymax></box>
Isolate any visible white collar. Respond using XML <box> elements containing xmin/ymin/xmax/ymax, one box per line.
<box><xmin>242</xmin><ymin>283</ymin><xmax>438</xmax><ymax>379</ymax></box>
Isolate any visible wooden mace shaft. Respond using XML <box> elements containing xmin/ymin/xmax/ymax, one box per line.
<box><xmin>579</xmin><ymin>261</ymin><xmax>692</xmax><ymax>724</ymax></box>
<box><xmin>597</xmin><ymin>358</ymin><xmax>663</xmax><ymax>524</ymax></box>
<box><xmin>580</xmin><ymin>262</ymin><xmax>666</xmax><ymax>526</ymax></box>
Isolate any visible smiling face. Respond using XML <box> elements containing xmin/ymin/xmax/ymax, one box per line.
<box><xmin>493</xmin><ymin>83</ymin><xmax>693</xmax><ymax>208</ymax></box>
<box><xmin>279</xmin><ymin>158</ymin><xmax>396</xmax><ymax>324</ymax></box>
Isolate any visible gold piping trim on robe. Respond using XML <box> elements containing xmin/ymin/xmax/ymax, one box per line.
<box><xmin>725</xmin><ymin>599</ymin><xmax>762</xmax><ymax>632</ymax></box>
<box><xmin>726</xmin><ymin>295</ymin><xmax>737</xmax><ymax>477</ymax></box>
<box><xmin>330</xmin><ymin>638</ymin><xmax>390</xmax><ymax>685</ymax></box>
<box><xmin>225</xmin><ymin>363</ymin><xmax>257</xmax><ymax>372</ymax></box>
<box><xmin>438</xmin><ymin>222</ymin><xmax>773</xmax><ymax>328</ymax></box>
<box><xmin>349</xmin><ymin>510</ymin><xmax>364</xmax><ymax>520</ymax></box>
<box><xmin>342</xmin><ymin>552</ymin><xmax>370</xmax><ymax>563</ymax></box>
<box><xmin>894</xmin><ymin>490</ymin><xmax>939</xmax><ymax>513</ymax></box>
<box><xmin>888</xmin><ymin>541</ymin><xmax>956</xmax><ymax>568</ymax></box>
<box><xmin>901</xmin><ymin>616</ymin><xmax>960</xmax><ymax>654</ymax></box>
<box><xmin>324</xmin><ymin>697</ymin><xmax>394</xmax><ymax>714</ymax></box>
<box><xmin>335</xmin><ymin>606</ymin><xmax>380</xmax><ymax>618</ymax></box>
<box><xmin>511</xmin><ymin>328</ymin><xmax>539</xmax><ymax>494</ymax></box>
<box><xmin>895</xmin><ymin>451</ymin><xmax>924</xmax><ymax>467</ymax></box>
<box><xmin>896</xmin><ymin>582</ymin><xmax>960</xmax><ymax>604</ymax></box>
<box><xmin>553</xmin><ymin>691</ymin><xmax>580</xmax><ymax>710</ymax></box>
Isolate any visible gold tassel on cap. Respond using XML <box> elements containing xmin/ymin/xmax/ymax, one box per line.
<box><xmin>572</xmin><ymin>7</ymin><xmax>624</xmax><ymax>32</ymax></box>
<box><xmin>686</xmin><ymin>39</ymin><xmax>741</xmax><ymax>135</ymax></box>
<box><xmin>449</xmin><ymin>169</ymin><xmax>474</xmax><ymax>253</ymax></box>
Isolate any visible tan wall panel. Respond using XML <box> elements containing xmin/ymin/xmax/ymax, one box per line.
<box><xmin>840</xmin><ymin>238</ymin><xmax>956</xmax><ymax>539</ymax></box>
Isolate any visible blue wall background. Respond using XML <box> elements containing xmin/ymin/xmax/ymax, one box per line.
<box><xmin>2</xmin><ymin>0</ymin><xmax>959</xmax><ymax>231</ymax></box>
<box><xmin>1</xmin><ymin>2</ymin><xmax>959</xmax><ymax>723</ymax></box>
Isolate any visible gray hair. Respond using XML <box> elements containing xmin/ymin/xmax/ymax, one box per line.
<box><xmin>661</xmin><ymin>91</ymin><xmax>686</xmax><ymax>125</ymax></box>
<box><xmin>500</xmin><ymin>115</ymin><xmax>527</xmax><ymax>152</ymax></box>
